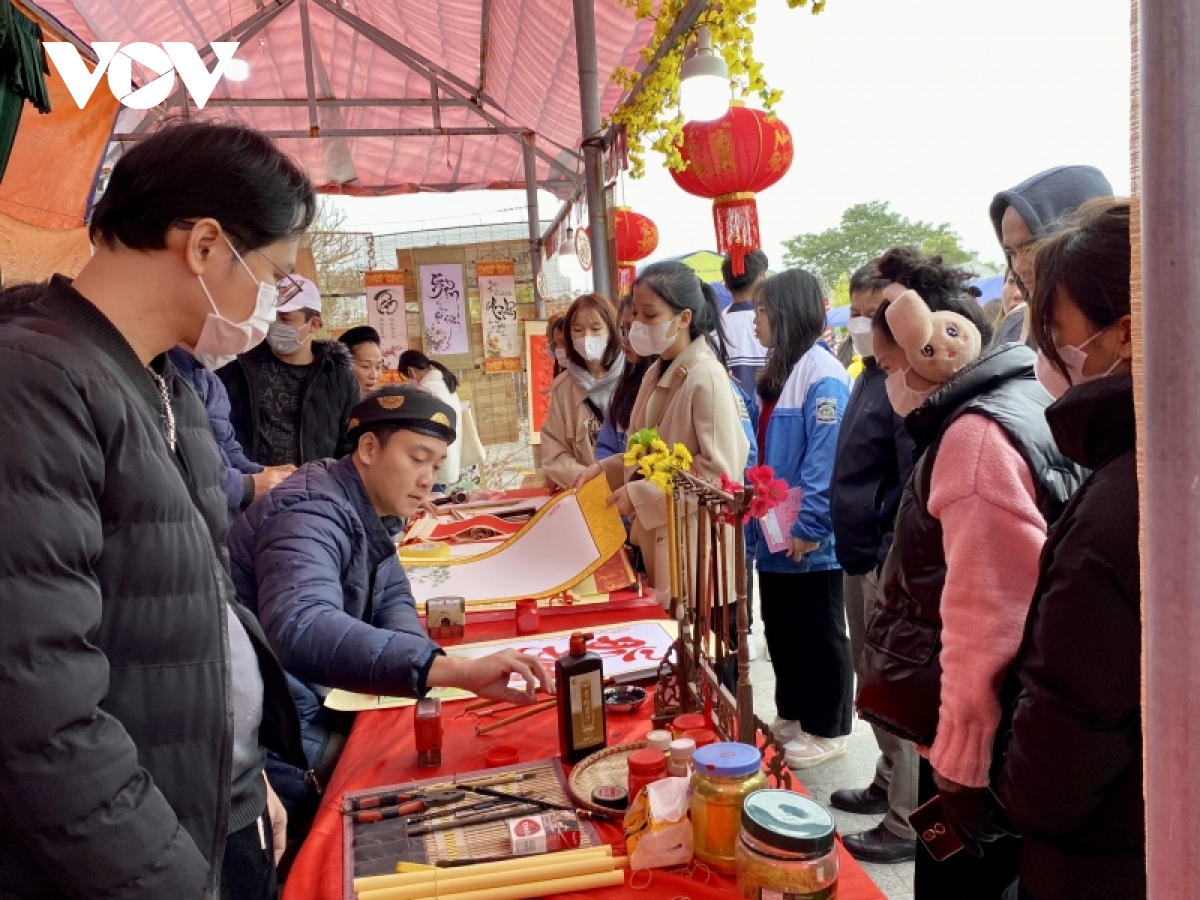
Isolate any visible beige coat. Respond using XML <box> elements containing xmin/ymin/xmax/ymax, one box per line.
<box><xmin>599</xmin><ymin>338</ymin><xmax>750</xmax><ymax>594</ymax></box>
<box><xmin>541</xmin><ymin>372</ymin><xmax>601</xmax><ymax>489</ymax></box>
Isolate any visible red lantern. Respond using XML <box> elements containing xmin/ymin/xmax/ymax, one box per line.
<box><xmin>670</xmin><ymin>101</ymin><xmax>793</xmax><ymax>275</ymax></box>
<box><xmin>613</xmin><ymin>207</ymin><xmax>659</xmax><ymax>297</ymax></box>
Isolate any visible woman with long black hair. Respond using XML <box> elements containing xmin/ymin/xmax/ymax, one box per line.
<box><xmin>575</xmin><ymin>261</ymin><xmax>749</xmax><ymax>599</ymax></box>
<box><xmin>595</xmin><ymin>294</ymin><xmax>654</xmax><ymax>461</ymax></box>
<box><xmin>399</xmin><ymin>349</ymin><xmax>463</xmax><ymax>489</ymax></box>
<box><xmin>751</xmin><ymin>268</ymin><xmax>854</xmax><ymax>770</ymax></box>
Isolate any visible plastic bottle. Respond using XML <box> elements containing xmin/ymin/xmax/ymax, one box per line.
<box><xmin>667</xmin><ymin>737</ymin><xmax>697</xmax><ymax>777</ymax></box>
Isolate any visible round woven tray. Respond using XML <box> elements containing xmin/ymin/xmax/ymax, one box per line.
<box><xmin>568</xmin><ymin>741</ymin><xmax>646</xmax><ymax>819</ymax></box>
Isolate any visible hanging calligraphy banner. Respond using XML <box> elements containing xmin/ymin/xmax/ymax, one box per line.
<box><xmin>414</xmin><ymin>247</ymin><xmax>473</xmax><ymax>370</ymax></box>
<box><xmin>524</xmin><ymin>319</ymin><xmax>554</xmax><ymax>445</ymax></box>
<box><xmin>477</xmin><ymin>259</ymin><xmax>521</xmax><ymax>374</ymax></box>
<box><xmin>364</xmin><ymin>270</ymin><xmax>408</xmax><ymax>373</ymax></box>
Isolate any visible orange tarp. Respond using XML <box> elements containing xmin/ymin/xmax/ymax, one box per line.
<box><xmin>0</xmin><ymin>6</ymin><xmax>116</xmax><ymax>282</ymax></box>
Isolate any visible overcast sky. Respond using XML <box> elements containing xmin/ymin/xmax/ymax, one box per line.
<box><xmin>330</xmin><ymin>0</ymin><xmax>1133</xmax><ymax>271</ymax></box>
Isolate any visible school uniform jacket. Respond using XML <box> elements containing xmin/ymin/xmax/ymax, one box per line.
<box><xmin>752</xmin><ymin>344</ymin><xmax>851</xmax><ymax>574</ymax></box>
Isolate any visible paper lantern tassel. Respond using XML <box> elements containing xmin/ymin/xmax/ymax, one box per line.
<box><xmin>713</xmin><ymin>194</ymin><xmax>761</xmax><ymax>275</ymax></box>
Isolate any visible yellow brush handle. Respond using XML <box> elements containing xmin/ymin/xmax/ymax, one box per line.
<box><xmin>353</xmin><ymin>846</ymin><xmax>611</xmax><ymax>893</ymax></box>
<box><xmin>357</xmin><ymin>856</ymin><xmax>617</xmax><ymax>900</ymax></box>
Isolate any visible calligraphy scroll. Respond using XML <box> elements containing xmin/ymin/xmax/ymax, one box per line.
<box><xmin>477</xmin><ymin>259</ymin><xmax>521</xmax><ymax>374</ymax></box>
<box><xmin>364</xmin><ymin>270</ymin><xmax>408</xmax><ymax>371</ymax></box>
<box><xmin>414</xmin><ymin>247</ymin><xmax>473</xmax><ymax>370</ymax></box>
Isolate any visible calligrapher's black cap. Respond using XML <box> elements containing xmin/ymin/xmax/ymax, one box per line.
<box><xmin>348</xmin><ymin>384</ymin><xmax>457</xmax><ymax>445</ymax></box>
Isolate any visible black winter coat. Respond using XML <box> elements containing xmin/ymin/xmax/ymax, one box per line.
<box><xmin>857</xmin><ymin>345</ymin><xmax>1084</xmax><ymax>746</ymax></box>
<box><xmin>831</xmin><ymin>358</ymin><xmax>917</xmax><ymax>575</ymax></box>
<box><xmin>218</xmin><ymin>339</ymin><xmax>360</xmax><ymax>466</ymax></box>
<box><xmin>0</xmin><ymin>277</ymin><xmax>303</xmax><ymax>900</ymax></box>
<box><xmin>999</xmin><ymin>374</ymin><xmax>1144</xmax><ymax>900</ymax></box>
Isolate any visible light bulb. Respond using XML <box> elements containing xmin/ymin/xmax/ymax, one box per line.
<box><xmin>225</xmin><ymin>57</ymin><xmax>250</xmax><ymax>82</ymax></box>
<box><xmin>679</xmin><ymin>27</ymin><xmax>729</xmax><ymax>122</ymax></box>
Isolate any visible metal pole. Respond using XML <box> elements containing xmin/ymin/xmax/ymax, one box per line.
<box><xmin>571</xmin><ymin>0</ymin><xmax>612</xmax><ymax>300</ymax></box>
<box><xmin>522</xmin><ymin>133</ymin><xmax>545</xmax><ymax>319</ymax></box>
<box><xmin>1140</xmin><ymin>0</ymin><xmax>1200</xmax><ymax>895</ymax></box>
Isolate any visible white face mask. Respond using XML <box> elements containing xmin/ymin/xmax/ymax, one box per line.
<box><xmin>193</xmin><ymin>237</ymin><xmax>276</xmax><ymax>356</ymax></box>
<box><xmin>267</xmin><ymin>321</ymin><xmax>311</xmax><ymax>357</ymax></box>
<box><xmin>886</xmin><ymin>367</ymin><xmax>935</xmax><ymax>417</ymax></box>
<box><xmin>847</xmin><ymin>316</ymin><xmax>874</xmax><ymax>358</ymax></box>
<box><xmin>1034</xmin><ymin>329</ymin><xmax>1121</xmax><ymax>400</ymax></box>
<box><xmin>573</xmin><ymin>335</ymin><xmax>608</xmax><ymax>363</ymax></box>
<box><xmin>195</xmin><ymin>352</ymin><xmax>236</xmax><ymax>371</ymax></box>
<box><xmin>628</xmin><ymin>316</ymin><xmax>680</xmax><ymax>357</ymax></box>
<box><xmin>554</xmin><ymin>347</ymin><xmax>569</xmax><ymax>367</ymax></box>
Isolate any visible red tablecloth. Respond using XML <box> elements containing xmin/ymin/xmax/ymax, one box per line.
<box><xmin>283</xmin><ymin>598</ymin><xmax>885</xmax><ymax>900</ymax></box>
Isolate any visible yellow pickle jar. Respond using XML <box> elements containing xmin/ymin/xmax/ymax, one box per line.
<box><xmin>690</xmin><ymin>742</ymin><xmax>769</xmax><ymax>874</ymax></box>
<box><xmin>736</xmin><ymin>789</ymin><xmax>839</xmax><ymax>899</ymax></box>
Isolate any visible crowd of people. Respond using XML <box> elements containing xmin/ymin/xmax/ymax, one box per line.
<box><xmin>0</xmin><ymin>117</ymin><xmax>1143</xmax><ymax>900</ymax></box>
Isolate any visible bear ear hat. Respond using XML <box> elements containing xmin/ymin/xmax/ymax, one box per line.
<box><xmin>885</xmin><ymin>289</ymin><xmax>935</xmax><ymax>354</ymax></box>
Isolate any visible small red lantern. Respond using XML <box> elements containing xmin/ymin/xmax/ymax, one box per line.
<box><xmin>670</xmin><ymin>102</ymin><xmax>793</xmax><ymax>275</ymax></box>
<box><xmin>613</xmin><ymin>207</ymin><xmax>659</xmax><ymax>297</ymax></box>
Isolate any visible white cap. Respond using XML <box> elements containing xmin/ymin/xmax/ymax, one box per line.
<box><xmin>276</xmin><ymin>275</ymin><xmax>323</xmax><ymax>314</ymax></box>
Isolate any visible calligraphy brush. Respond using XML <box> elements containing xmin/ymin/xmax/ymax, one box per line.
<box><xmin>464</xmin><ymin>785</ymin><xmax>577</xmax><ymax>813</ymax></box>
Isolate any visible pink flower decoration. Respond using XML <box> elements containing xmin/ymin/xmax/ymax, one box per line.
<box><xmin>720</xmin><ymin>473</ymin><xmax>743</xmax><ymax>494</ymax></box>
<box><xmin>764</xmin><ymin>478</ymin><xmax>788</xmax><ymax>504</ymax></box>
<box><xmin>748</xmin><ymin>496</ymin><xmax>771</xmax><ymax>519</ymax></box>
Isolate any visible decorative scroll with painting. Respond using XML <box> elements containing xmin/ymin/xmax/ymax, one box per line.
<box><xmin>414</xmin><ymin>247</ymin><xmax>473</xmax><ymax>370</ymax></box>
<box><xmin>364</xmin><ymin>270</ymin><xmax>409</xmax><ymax>373</ymax></box>
<box><xmin>477</xmin><ymin>259</ymin><xmax>521</xmax><ymax>374</ymax></box>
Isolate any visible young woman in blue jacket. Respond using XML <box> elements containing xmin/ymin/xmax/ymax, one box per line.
<box><xmin>752</xmin><ymin>268</ymin><xmax>854</xmax><ymax>771</ymax></box>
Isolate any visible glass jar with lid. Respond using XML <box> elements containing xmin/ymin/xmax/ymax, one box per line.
<box><xmin>736</xmin><ymin>790</ymin><xmax>839</xmax><ymax>899</ymax></box>
<box><xmin>690</xmin><ymin>742</ymin><xmax>769</xmax><ymax>874</ymax></box>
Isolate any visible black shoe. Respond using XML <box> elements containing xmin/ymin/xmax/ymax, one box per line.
<box><xmin>829</xmin><ymin>782</ymin><xmax>889</xmax><ymax>815</ymax></box>
<box><xmin>842</xmin><ymin>823</ymin><xmax>918</xmax><ymax>864</ymax></box>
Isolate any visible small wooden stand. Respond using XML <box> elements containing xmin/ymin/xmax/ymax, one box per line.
<box><xmin>653</xmin><ymin>472</ymin><xmax>791</xmax><ymax>789</ymax></box>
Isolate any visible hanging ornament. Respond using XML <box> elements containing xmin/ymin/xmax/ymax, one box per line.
<box><xmin>670</xmin><ymin>102</ymin><xmax>793</xmax><ymax>275</ymax></box>
<box><xmin>613</xmin><ymin>207</ymin><xmax>659</xmax><ymax>298</ymax></box>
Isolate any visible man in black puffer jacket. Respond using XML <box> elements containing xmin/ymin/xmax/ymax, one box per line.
<box><xmin>0</xmin><ymin>122</ymin><xmax>311</xmax><ymax>900</ymax></box>
<box><xmin>219</xmin><ymin>276</ymin><xmax>360</xmax><ymax>467</ymax></box>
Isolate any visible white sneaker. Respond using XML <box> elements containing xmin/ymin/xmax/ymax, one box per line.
<box><xmin>785</xmin><ymin>735</ymin><xmax>847</xmax><ymax>770</ymax></box>
<box><xmin>747</xmin><ymin>642</ymin><xmax>758</xmax><ymax>662</ymax></box>
<box><xmin>770</xmin><ymin>718</ymin><xmax>804</xmax><ymax>744</ymax></box>
<box><xmin>762</xmin><ymin>639</ymin><xmax>771</xmax><ymax>661</ymax></box>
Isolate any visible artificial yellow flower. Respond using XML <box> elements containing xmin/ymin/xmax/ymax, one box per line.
<box><xmin>650</xmin><ymin>472</ymin><xmax>674</xmax><ymax>493</ymax></box>
<box><xmin>672</xmin><ymin>443</ymin><xmax>693</xmax><ymax>469</ymax></box>
<box><xmin>623</xmin><ymin>444</ymin><xmax>646</xmax><ymax>467</ymax></box>
<box><xmin>650</xmin><ymin>439</ymin><xmax>668</xmax><ymax>454</ymax></box>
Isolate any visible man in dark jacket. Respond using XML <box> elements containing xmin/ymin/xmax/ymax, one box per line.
<box><xmin>0</xmin><ymin>122</ymin><xmax>311</xmax><ymax>899</ymax></box>
<box><xmin>989</xmin><ymin>164</ymin><xmax>1113</xmax><ymax>310</ymax></box>
<box><xmin>171</xmin><ymin>347</ymin><xmax>293</xmax><ymax>523</ymax></box>
<box><xmin>220</xmin><ymin>275</ymin><xmax>360</xmax><ymax>467</ymax></box>
<box><xmin>228</xmin><ymin>385</ymin><xmax>551</xmax><ymax>810</ymax></box>
<box><xmin>828</xmin><ymin>262</ymin><xmax>919</xmax><ymax>864</ymax></box>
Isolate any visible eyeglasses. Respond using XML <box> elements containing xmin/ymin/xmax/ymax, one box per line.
<box><xmin>253</xmin><ymin>249</ymin><xmax>306</xmax><ymax>308</ymax></box>
<box><xmin>173</xmin><ymin>220</ymin><xmax>303</xmax><ymax>309</ymax></box>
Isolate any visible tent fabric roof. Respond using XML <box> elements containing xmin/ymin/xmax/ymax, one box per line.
<box><xmin>34</xmin><ymin>0</ymin><xmax>658</xmax><ymax>195</ymax></box>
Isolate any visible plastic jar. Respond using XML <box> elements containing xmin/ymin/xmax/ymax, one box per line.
<box><xmin>736</xmin><ymin>790</ymin><xmax>839</xmax><ymax>899</ymax></box>
<box><xmin>645</xmin><ymin>729</ymin><xmax>673</xmax><ymax>754</ymax></box>
<box><xmin>627</xmin><ymin>748</ymin><xmax>669</xmax><ymax>803</ymax></box>
<box><xmin>672</xmin><ymin>713</ymin><xmax>707</xmax><ymax>738</ymax></box>
<box><xmin>690</xmin><ymin>743</ymin><xmax>769</xmax><ymax>875</ymax></box>
<box><xmin>667</xmin><ymin>738</ymin><xmax>697</xmax><ymax>777</ymax></box>
<box><xmin>683</xmin><ymin>728</ymin><xmax>718</xmax><ymax>749</ymax></box>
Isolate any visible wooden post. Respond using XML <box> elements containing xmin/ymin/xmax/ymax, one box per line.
<box><xmin>1139</xmin><ymin>0</ymin><xmax>1200</xmax><ymax>893</ymax></box>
